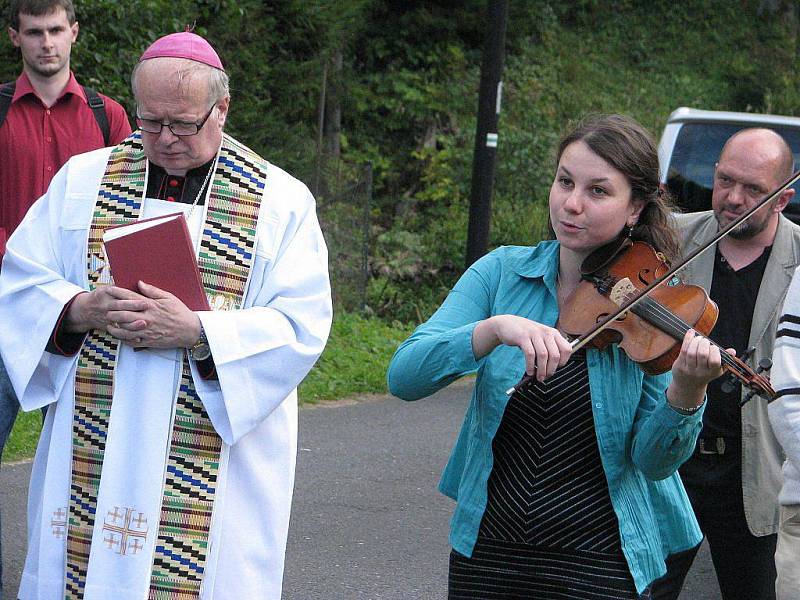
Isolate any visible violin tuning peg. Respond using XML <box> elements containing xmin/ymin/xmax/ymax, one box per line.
<box><xmin>742</xmin><ymin>346</ymin><xmax>757</xmax><ymax>361</ymax></box>
<box><xmin>757</xmin><ymin>358</ymin><xmax>773</xmax><ymax>372</ymax></box>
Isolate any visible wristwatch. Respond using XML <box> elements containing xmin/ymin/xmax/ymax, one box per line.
<box><xmin>190</xmin><ymin>324</ymin><xmax>211</xmax><ymax>361</ymax></box>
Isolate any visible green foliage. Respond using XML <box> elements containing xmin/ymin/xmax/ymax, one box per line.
<box><xmin>298</xmin><ymin>311</ymin><xmax>414</xmax><ymax>403</ymax></box>
<box><xmin>69</xmin><ymin>0</ymin><xmax>194</xmax><ymax>108</ymax></box>
<box><xmin>367</xmin><ymin>272</ymin><xmax>452</xmax><ymax>324</ymax></box>
<box><xmin>1</xmin><ymin>0</ymin><xmax>796</xmax><ymax>221</ymax></box>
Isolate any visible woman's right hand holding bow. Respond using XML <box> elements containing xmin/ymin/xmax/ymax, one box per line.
<box><xmin>472</xmin><ymin>315</ymin><xmax>573</xmax><ymax>382</ymax></box>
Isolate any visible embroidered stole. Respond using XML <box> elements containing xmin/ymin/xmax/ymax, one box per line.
<box><xmin>64</xmin><ymin>131</ymin><xmax>266</xmax><ymax>599</ymax></box>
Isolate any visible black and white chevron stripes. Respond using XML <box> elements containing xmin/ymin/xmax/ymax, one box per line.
<box><xmin>481</xmin><ymin>353</ymin><xmax>622</xmax><ymax>552</ymax></box>
<box><xmin>452</xmin><ymin>354</ymin><xmax>640</xmax><ymax>598</ymax></box>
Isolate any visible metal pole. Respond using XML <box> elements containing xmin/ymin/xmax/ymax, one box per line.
<box><xmin>465</xmin><ymin>0</ymin><xmax>509</xmax><ymax>268</ymax></box>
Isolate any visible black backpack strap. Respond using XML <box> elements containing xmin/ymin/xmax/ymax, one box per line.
<box><xmin>82</xmin><ymin>85</ymin><xmax>110</xmax><ymax>146</ymax></box>
<box><xmin>0</xmin><ymin>81</ymin><xmax>16</xmax><ymax>129</ymax></box>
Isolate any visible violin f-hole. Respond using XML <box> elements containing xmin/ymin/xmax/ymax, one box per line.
<box><xmin>637</xmin><ymin>268</ymin><xmax>654</xmax><ymax>286</ymax></box>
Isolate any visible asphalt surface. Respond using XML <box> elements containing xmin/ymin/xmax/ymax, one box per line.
<box><xmin>1</xmin><ymin>381</ymin><xmax>721</xmax><ymax>599</ymax></box>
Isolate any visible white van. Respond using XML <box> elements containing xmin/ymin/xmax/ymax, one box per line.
<box><xmin>657</xmin><ymin>107</ymin><xmax>800</xmax><ymax>222</ymax></box>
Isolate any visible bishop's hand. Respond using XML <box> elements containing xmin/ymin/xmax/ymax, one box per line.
<box><xmin>104</xmin><ymin>281</ymin><xmax>202</xmax><ymax>349</ymax></box>
<box><xmin>65</xmin><ymin>286</ymin><xmax>150</xmax><ymax>334</ymax></box>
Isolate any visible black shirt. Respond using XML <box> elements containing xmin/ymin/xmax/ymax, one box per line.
<box><xmin>146</xmin><ymin>159</ymin><xmax>214</xmax><ymax>204</ymax></box>
<box><xmin>702</xmin><ymin>245</ymin><xmax>772</xmax><ymax>439</ymax></box>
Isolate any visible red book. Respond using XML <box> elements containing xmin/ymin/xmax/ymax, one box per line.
<box><xmin>102</xmin><ymin>213</ymin><xmax>210</xmax><ymax>310</ymax></box>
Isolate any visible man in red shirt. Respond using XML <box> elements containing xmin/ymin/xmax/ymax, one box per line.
<box><xmin>1</xmin><ymin>0</ymin><xmax>131</xmax><ymax>247</ymax></box>
<box><xmin>0</xmin><ymin>1</ymin><xmax>130</xmax><ymax>596</ymax></box>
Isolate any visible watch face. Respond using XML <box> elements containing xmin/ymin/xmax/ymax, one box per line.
<box><xmin>192</xmin><ymin>343</ymin><xmax>211</xmax><ymax>361</ymax></box>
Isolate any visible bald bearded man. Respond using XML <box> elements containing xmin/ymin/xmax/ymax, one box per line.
<box><xmin>653</xmin><ymin>129</ymin><xmax>800</xmax><ymax>600</ymax></box>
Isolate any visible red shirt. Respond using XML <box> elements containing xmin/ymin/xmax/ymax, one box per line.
<box><xmin>0</xmin><ymin>71</ymin><xmax>132</xmax><ymax>251</ymax></box>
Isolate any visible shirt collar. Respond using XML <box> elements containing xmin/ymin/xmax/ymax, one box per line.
<box><xmin>508</xmin><ymin>240</ymin><xmax>560</xmax><ymax>281</ymax></box>
<box><xmin>149</xmin><ymin>158</ymin><xmax>216</xmax><ymax>181</ymax></box>
<box><xmin>12</xmin><ymin>71</ymin><xmax>85</xmax><ymax>104</ymax></box>
<box><xmin>146</xmin><ymin>158</ymin><xmax>216</xmax><ymax>204</ymax></box>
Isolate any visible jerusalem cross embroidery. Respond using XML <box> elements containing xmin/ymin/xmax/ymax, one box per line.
<box><xmin>101</xmin><ymin>506</ymin><xmax>148</xmax><ymax>556</ymax></box>
<box><xmin>51</xmin><ymin>507</ymin><xmax>67</xmax><ymax>539</ymax></box>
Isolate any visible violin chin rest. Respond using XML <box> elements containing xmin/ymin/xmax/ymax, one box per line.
<box><xmin>580</xmin><ymin>233</ymin><xmax>633</xmax><ymax>276</ymax></box>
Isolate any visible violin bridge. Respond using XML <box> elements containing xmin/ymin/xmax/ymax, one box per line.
<box><xmin>609</xmin><ymin>277</ymin><xmax>638</xmax><ymax>307</ymax></box>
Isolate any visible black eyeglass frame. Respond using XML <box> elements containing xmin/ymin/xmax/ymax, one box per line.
<box><xmin>135</xmin><ymin>104</ymin><xmax>217</xmax><ymax>137</ymax></box>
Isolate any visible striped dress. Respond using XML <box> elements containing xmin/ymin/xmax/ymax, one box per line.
<box><xmin>449</xmin><ymin>352</ymin><xmax>649</xmax><ymax>599</ymax></box>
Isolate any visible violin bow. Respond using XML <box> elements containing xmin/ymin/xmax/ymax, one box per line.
<box><xmin>507</xmin><ymin>167</ymin><xmax>800</xmax><ymax>396</ymax></box>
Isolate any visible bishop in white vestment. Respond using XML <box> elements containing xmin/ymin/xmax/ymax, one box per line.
<box><xmin>0</xmin><ymin>32</ymin><xmax>331</xmax><ymax>600</ymax></box>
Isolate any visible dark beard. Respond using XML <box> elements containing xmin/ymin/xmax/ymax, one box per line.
<box><xmin>725</xmin><ymin>215</ymin><xmax>768</xmax><ymax>240</ymax></box>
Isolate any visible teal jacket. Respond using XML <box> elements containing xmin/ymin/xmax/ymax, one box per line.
<box><xmin>387</xmin><ymin>242</ymin><xmax>704</xmax><ymax>593</ymax></box>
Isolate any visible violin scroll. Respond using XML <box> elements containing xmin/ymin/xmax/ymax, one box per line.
<box><xmin>739</xmin><ymin>357</ymin><xmax>775</xmax><ymax>405</ymax></box>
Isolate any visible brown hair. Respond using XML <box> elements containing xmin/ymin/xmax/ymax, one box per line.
<box><xmin>555</xmin><ymin>113</ymin><xmax>680</xmax><ymax>261</ymax></box>
<box><xmin>9</xmin><ymin>0</ymin><xmax>75</xmax><ymax>30</ymax></box>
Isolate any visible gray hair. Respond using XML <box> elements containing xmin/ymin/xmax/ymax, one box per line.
<box><xmin>206</xmin><ymin>67</ymin><xmax>229</xmax><ymax>105</ymax></box>
<box><xmin>131</xmin><ymin>58</ymin><xmax>230</xmax><ymax>106</ymax></box>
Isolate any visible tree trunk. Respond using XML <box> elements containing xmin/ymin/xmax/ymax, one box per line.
<box><xmin>324</xmin><ymin>47</ymin><xmax>343</xmax><ymax>160</ymax></box>
<box><xmin>314</xmin><ymin>58</ymin><xmax>328</xmax><ymax>198</ymax></box>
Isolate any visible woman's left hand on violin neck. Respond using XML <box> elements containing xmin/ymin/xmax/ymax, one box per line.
<box><xmin>666</xmin><ymin>329</ymin><xmax>730</xmax><ymax>411</ymax></box>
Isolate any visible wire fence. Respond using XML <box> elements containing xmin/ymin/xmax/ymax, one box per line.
<box><xmin>312</xmin><ymin>160</ymin><xmax>373</xmax><ymax>313</ymax></box>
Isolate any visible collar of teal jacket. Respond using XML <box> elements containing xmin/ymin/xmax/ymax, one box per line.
<box><xmin>507</xmin><ymin>238</ymin><xmax>560</xmax><ymax>280</ymax></box>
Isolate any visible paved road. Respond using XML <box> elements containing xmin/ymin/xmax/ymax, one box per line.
<box><xmin>2</xmin><ymin>382</ymin><xmax>721</xmax><ymax>599</ymax></box>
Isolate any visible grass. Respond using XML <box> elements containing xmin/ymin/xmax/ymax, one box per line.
<box><xmin>3</xmin><ymin>409</ymin><xmax>42</xmax><ymax>463</ymax></box>
<box><xmin>298</xmin><ymin>311</ymin><xmax>414</xmax><ymax>403</ymax></box>
<box><xmin>1</xmin><ymin>311</ymin><xmax>414</xmax><ymax>463</ymax></box>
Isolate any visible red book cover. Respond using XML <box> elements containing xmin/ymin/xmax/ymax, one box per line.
<box><xmin>102</xmin><ymin>213</ymin><xmax>210</xmax><ymax>311</ymax></box>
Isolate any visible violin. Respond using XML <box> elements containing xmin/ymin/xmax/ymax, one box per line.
<box><xmin>556</xmin><ymin>238</ymin><xmax>774</xmax><ymax>401</ymax></box>
<box><xmin>506</xmin><ymin>166</ymin><xmax>800</xmax><ymax>400</ymax></box>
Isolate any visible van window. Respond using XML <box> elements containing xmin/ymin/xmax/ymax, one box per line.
<box><xmin>665</xmin><ymin>122</ymin><xmax>800</xmax><ymax>217</ymax></box>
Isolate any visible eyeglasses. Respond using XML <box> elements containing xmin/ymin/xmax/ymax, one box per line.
<box><xmin>136</xmin><ymin>104</ymin><xmax>216</xmax><ymax>137</ymax></box>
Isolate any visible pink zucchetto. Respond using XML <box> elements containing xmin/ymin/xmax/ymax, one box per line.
<box><xmin>139</xmin><ymin>31</ymin><xmax>224</xmax><ymax>71</ymax></box>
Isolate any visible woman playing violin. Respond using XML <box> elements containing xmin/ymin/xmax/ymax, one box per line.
<box><xmin>387</xmin><ymin>114</ymin><xmax>724</xmax><ymax>599</ymax></box>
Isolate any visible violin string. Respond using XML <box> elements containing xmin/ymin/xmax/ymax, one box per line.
<box><xmin>633</xmin><ymin>296</ymin><xmax>742</xmax><ymax>371</ymax></box>
<box><xmin>637</xmin><ymin>299</ymin><xmax>771</xmax><ymax>391</ymax></box>
<box><xmin>631</xmin><ymin>295</ymin><xmax>753</xmax><ymax>379</ymax></box>
<box><xmin>634</xmin><ymin>306</ymin><xmax>754</xmax><ymax>385</ymax></box>
<box><xmin>633</xmin><ymin>297</ymin><xmax>769</xmax><ymax>388</ymax></box>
